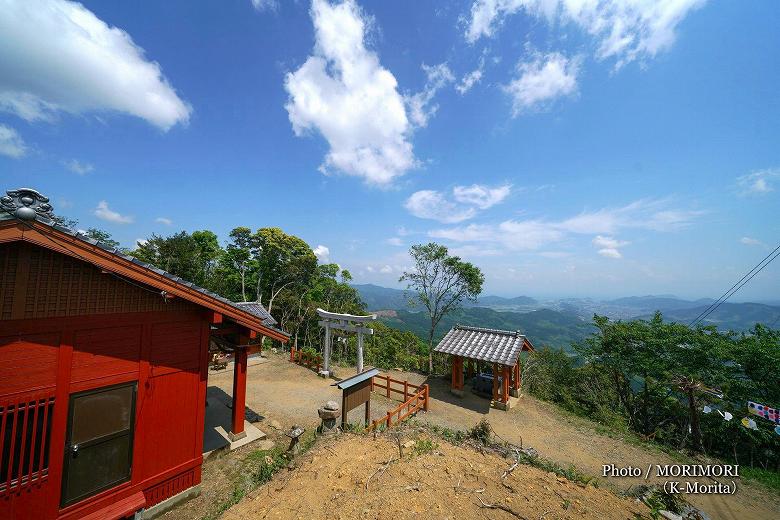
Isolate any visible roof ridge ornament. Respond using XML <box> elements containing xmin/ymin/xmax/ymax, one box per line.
<box><xmin>1</xmin><ymin>188</ymin><xmax>54</xmax><ymax>222</ymax></box>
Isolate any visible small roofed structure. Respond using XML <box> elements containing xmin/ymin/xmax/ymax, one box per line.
<box><xmin>434</xmin><ymin>325</ymin><xmax>534</xmax><ymax>410</ymax></box>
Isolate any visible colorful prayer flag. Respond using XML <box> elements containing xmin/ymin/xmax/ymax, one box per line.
<box><xmin>747</xmin><ymin>401</ymin><xmax>779</xmax><ymax>424</ymax></box>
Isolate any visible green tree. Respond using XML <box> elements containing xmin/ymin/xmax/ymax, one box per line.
<box><xmin>399</xmin><ymin>243</ymin><xmax>484</xmax><ymax>373</ymax></box>
<box><xmin>252</xmin><ymin>227</ymin><xmax>317</xmax><ymax>312</ymax></box>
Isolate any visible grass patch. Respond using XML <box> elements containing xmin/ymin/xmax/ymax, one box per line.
<box><xmin>411</xmin><ymin>438</ymin><xmax>438</xmax><ymax>456</ymax></box>
<box><xmin>741</xmin><ymin>466</ymin><xmax>780</xmax><ymax>494</ymax></box>
<box><xmin>203</xmin><ymin>429</ymin><xmax>318</xmax><ymax>520</ymax></box>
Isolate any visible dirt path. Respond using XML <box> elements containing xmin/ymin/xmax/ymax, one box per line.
<box><xmin>207</xmin><ymin>354</ymin><xmax>777</xmax><ymax>520</ymax></box>
<box><xmin>221</xmin><ymin>432</ymin><xmax>647</xmax><ymax>520</ymax></box>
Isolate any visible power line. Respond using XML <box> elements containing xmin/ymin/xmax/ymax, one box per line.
<box><xmin>690</xmin><ymin>244</ymin><xmax>780</xmax><ymax>327</ymax></box>
<box><xmin>689</xmin><ymin>243</ymin><xmax>780</xmax><ymax>326</ymax></box>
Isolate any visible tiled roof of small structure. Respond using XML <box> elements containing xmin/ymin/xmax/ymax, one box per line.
<box><xmin>433</xmin><ymin>325</ymin><xmax>530</xmax><ymax>366</ymax></box>
<box><xmin>233</xmin><ymin>301</ymin><xmax>277</xmax><ymax>326</ymax></box>
<box><xmin>0</xmin><ymin>188</ymin><xmax>289</xmax><ymax>338</ymax></box>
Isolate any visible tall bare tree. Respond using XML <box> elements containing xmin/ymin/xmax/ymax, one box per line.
<box><xmin>400</xmin><ymin>243</ymin><xmax>484</xmax><ymax>373</ymax></box>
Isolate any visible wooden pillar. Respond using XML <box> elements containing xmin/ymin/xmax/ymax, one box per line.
<box><xmin>322</xmin><ymin>323</ymin><xmax>331</xmax><ymax>374</ymax></box>
<box><xmin>451</xmin><ymin>355</ymin><xmax>458</xmax><ymax>389</ymax></box>
<box><xmin>230</xmin><ymin>335</ymin><xmax>250</xmax><ymax>440</ymax></box>
<box><xmin>492</xmin><ymin>363</ymin><xmax>499</xmax><ymax>401</ymax></box>
<box><xmin>365</xmin><ymin>398</ymin><xmax>371</xmax><ymax>426</ymax></box>
<box><xmin>513</xmin><ymin>362</ymin><xmax>521</xmax><ymax>391</ymax></box>
<box><xmin>356</xmin><ymin>330</ymin><xmax>364</xmax><ymax>374</ymax></box>
<box><xmin>502</xmin><ymin>365</ymin><xmax>510</xmax><ymax>403</ymax></box>
<box><xmin>467</xmin><ymin>359</ymin><xmax>474</xmax><ymax>379</ymax></box>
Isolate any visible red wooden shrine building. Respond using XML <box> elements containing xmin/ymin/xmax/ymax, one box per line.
<box><xmin>434</xmin><ymin>325</ymin><xmax>534</xmax><ymax>410</ymax></box>
<box><xmin>0</xmin><ymin>189</ymin><xmax>289</xmax><ymax>520</ymax></box>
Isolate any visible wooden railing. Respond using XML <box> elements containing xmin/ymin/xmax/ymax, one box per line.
<box><xmin>0</xmin><ymin>393</ymin><xmax>55</xmax><ymax>496</ymax></box>
<box><xmin>370</xmin><ymin>374</ymin><xmax>422</xmax><ymax>403</ymax></box>
<box><xmin>367</xmin><ymin>384</ymin><xmax>429</xmax><ymax>432</ymax></box>
<box><xmin>289</xmin><ymin>347</ymin><xmax>322</xmax><ymax>373</ymax></box>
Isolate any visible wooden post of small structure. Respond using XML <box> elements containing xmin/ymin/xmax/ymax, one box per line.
<box><xmin>386</xmin><ymin>377</ymin><xmax>391</xmax><ymax>398</ymax></box>
<box><xmin>492</xmin><ymin>363</ymin><xmax>499</xmax><ymax>401</ymax></box>
<box><xmin>502</xmin><ymin>365</ymin><xmax>510</xmax><ymax>404</ymax></box>
<box><xmin>230</xmin><ymin>333</ymin><xmax>250</xmax><ymax>441</ymax></box>
<box><xmin>467</xmin><ymin>359</ymin><xmax>474</xmax><ymax>379</ymax></box>
<box><xmin>423</xmin><ymin>384</ymin><xmax>429</xmax><ymax>412</ymax></box>
<box><xmin>404</xmin><ymin>380</ymin><xmax>409</xmax><ymax>402</ymax></box>
<box><xmin>451</xmin><ymin>355</ymin><xmax>458</xmax><ymax>389</ymax></box>
<box><xmin>514</xmin><ymin>362</ymin><xmax>521</xmax><ymax>392</ymax></box>
<box><xmin>290</xmin><ymin>345</ymin><xmax>296</xmax><ymax>362</ymax></box>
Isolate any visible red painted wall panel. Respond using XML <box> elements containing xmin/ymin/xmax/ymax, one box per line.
<box><xmin>150</xmin><ymin>320</ymin><xmax>201</xmax><ymax>376</ymax></box>
<box><xmin>70</xmin><ymin>325</ymin><xmax>142</xmax><ymax>384</ymax></box>
<box><xmin>0</xmin><ymin>333</ymin><xmax>59</xmax><ymax>396</ymax></box>
<box><xmin>138</xmin><ymin>371</ymin><xmax>200</xmax><ymax>481</ymax></box>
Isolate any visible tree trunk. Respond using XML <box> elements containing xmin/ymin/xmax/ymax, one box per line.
<box><xmin>427</xmin><ymin>326</ymin><xmax>435</xmax><ymax>374</ymax></box>
<box><xmin>687</xmin><ymin>388</ymin><xmax>703</xmax><ymax>452</ymax></box>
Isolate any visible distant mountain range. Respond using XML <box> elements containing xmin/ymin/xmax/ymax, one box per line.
<box><xmin>378</xmin><ymin>307</ymin><xmax>595</xmax><ymax>353</ymax></box>
<box><xmin>354</xmin><ymin>284</ymin><xmax>780</xmax><ymax>340</ymax></box>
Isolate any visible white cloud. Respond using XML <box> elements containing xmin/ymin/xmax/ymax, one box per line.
<box><xmin>94</xmin><ymin>201</ymin><xmax>133</xmax><ymax>224</ymax></box>
<box><xmin>592</xmin><ymin>235</ymin><xmax>629</xmax><ymax>249</ymax></box>
<box><xmin>406</xmin><ymin>63</ymin><xmax>455</xmax><ymax>128</ymax></box>
<box><xmin>406</xmin><ymin>183</ymin><xmax>512</xmax><ymax>223</ymax></box>
<box><xmin>313</xmin><ymin>244</ymin><xmax>330</xmax><ymax>262</ymax></box>
<box><xmin>593</xmin><ymin>235</ymin><xmax>629</xmax><ymax>259</ymax></box>
<box><xmin>456</xmin><ymin>58</ymin><xmax>485</xmax><ymax>94</ymax></box>
<box><xmin>284</xmin><ymin>0</ymin><xmax>415</xmax><ymax>186</ymax></box>
<box><xmin>155</xmin><ymin>217</ymin><xmax>173</xmax><ymax>226</ymax></box>
<box><xmin>404</xmin><ymin>190</ymin><xmax>476</xmax><ymax>224</ymax></box>
<box><xmin>597</xmin><ymin>247</ymin><xmax>622</xmax><ymax>259</ymax></box>
<box><xmin>740</xmin><ymin>237</ymin><xmax>764</xmax><ymax>247</ymax></box>
<box><xmin>453</xmin><ymin>183</ymin><xmax>511</xmax><ymax>209</ymax></box>
<box><xmin>251</xmin><ymin>0</ymin><xmax>278</xmax><ymax>11</ymax></box>
<box><xmin>379</xmin><ymin>265</ymin><xmax>393</xmax><ymax>274</ymax></box>
<box><xmin>63</xmin><ymin>159</ymin><xmax>93</xmax><ymax>175</ymax></box>
<box><xmin>737</xmin><ymin>168</ymin><xmax>779</xmax><ymax>195</ymax></box>
<box><xmin>465</xmin><ymin>0</ymin><xmax>706</xmax><ymax>68</ymax></box>
<box><xmin>0</xmin><ymin>124</ymin><xmax>26</xmax><ymax>158</ymax></box>
<box><xmin>385</xmin><ymin>237</ymin><xmax>403</xmax><ymax>246</ymax></box>
<box><xmin>0</xmin><ymin>0</ymin><xmax>191</xmax><ymax>130</ymax></box>
<box><xmin>504</xmin><ymin>52</ymin><xmax>579</xmax><ymax>116</ymax></box>
<box><xmin>429</xmin><ymin>198</ymin><xmax>700</xmax><ymax>252</ymax></box>
<box><xmin>136</xmin><ymin>238</ymin><xmax>148</xmax><ymax>247</ymax></box>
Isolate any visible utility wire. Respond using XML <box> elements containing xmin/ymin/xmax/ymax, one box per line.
<box><xmin>690</xmin><ymin>244</ymin><xmax>780</xmax><ymax>327</ymax></box>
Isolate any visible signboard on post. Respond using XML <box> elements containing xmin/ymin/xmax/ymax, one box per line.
<box><xmin>333</xmin><ymin>368</ymin><xmax>379</xmax><ymax>429</ymax></box>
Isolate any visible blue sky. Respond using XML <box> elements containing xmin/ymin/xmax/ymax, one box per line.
<box><xmin>1</xmin><ymin>0</ymin><xmax>778</xmax><ymax>300</ymax></box>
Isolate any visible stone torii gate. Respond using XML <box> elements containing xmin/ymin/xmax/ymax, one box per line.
<box><xmin>317</xmin><ymin>308</ymin><xmax>377</xmax><ymax>376</ymax></box>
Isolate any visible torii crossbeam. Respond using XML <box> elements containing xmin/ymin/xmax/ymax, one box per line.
<box><xmin>316</xmin><ymin>308</ymin><xmax>377</xmax><ymax>376</ymax></box>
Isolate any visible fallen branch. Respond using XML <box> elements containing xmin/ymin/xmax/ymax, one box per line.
<box><xmin>476</xmin><ymin>495</ymin><xmax>529</xmax><ymax>520</ymax></box>
<box><xmin>365</xmin><ymin>457</ymin><xmax>399</xmax><ymax>490</ymax></box>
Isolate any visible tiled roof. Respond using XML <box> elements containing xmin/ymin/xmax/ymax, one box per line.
<box><xmin>234</xmin><ymin>301</ymin><xmax>277</xmax><ymax>327</ymax></box>
<box><xmin>433</xmin><ymin>325</ymin><xmax>528</xmax><ymax>366</ymax></box>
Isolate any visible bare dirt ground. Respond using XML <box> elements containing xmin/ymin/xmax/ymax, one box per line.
<box><xmin>221</xmin><ymin>431</ymin><xmax>648</xmax><ymax>520</ymax></box>
<box><xmin>176</xmin><ymin>353</ymin><xmax>777</xmax><ymax>520</ymax></box>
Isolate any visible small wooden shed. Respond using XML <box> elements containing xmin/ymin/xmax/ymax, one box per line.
<box><xmin>434</xmin><ymin>325</ymin><xmax>534</xmax><ymax>410</ymax></box>
<box><xmin>0</xmin><ymin>188</ymin><xmax>289</xmax><ymax>520</ymax></box>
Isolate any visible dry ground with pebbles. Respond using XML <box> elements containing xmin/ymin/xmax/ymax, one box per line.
<box><xmin>221</xmin><ymin>432</ymin><xmax>648</xmax><ymax>520</ymax></box>
<box><xmin>169</xmin><ymin>353</ymin><xmax>777</xmax><ymax>520</ymax></box>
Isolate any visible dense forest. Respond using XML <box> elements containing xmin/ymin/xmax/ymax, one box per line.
<box><xmin>524</xmin><ymin>315</ymin><xmax>780</xmax><ymax>488</ymax></box>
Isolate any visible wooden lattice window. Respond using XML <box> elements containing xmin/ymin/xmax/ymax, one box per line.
<box><xmin>0</xmin><ymin>395</ymin><xmax>55</xmax><ymax>495</ymax></box>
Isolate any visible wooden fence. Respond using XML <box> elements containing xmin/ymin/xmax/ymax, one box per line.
<box><xmin>367</xmin><ymin>383</ymin><xmax>429</xmax><ymax>432</ymax></box>
<box><xmin>289</xmin><ymin>347</ymin><xmax>323</xmax><ymax>373</ymax></box>
<box><xmin>370</xmin><ymin>374</ymin><xmax>423</xmax><ymax>403</ymax></box>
